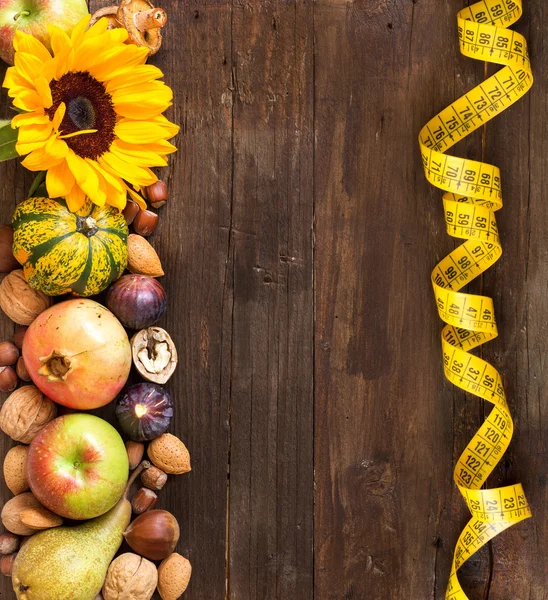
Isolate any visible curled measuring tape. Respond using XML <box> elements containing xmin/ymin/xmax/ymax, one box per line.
<box><xmin>418</xmin><ymin>0</ymin><xmax>533</xmax><ymax>597</ymax></box>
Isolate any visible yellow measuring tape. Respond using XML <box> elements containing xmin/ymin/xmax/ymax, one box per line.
<box><xmin>419</xmin><ymin>1</ymin><xmax>533</xmax><ymax>597</ymax></box>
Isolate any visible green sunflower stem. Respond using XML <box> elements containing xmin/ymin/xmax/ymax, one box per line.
<box><xmin>27</xmin><ymin>171</ymin><xmax>47</xmax><ymax>198</ymax></box>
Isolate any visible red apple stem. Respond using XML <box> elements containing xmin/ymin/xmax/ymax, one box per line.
<box><xmin>124</xmin><ymin>460</ymin><xmax>150</xmax><ymax>499</ymax></box>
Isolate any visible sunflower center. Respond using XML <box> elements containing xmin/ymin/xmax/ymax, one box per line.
<box><xmin>67</xmin><ymin>97</ymin><xmax>96</xmax><ymax>130</ymax></box>
<box><xmin>47</xmin><ymin>71</ymin><xmax>116</xmax><ymax>160</ymax></box>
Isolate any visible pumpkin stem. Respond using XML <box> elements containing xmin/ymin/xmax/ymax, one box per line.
<box><xmin>76</xmin><ymin>216</ymin><xmax>99</xmax><ymax>238</ymax></box>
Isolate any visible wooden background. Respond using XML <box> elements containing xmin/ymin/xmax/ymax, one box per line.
<box><xmin>0</xmin><ymin>0</ymin><xmax>545</xmax><ymax>598</ymax></box>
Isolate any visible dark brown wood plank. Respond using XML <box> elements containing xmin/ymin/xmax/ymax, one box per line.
<box><xmin>313</xmin><ymin>0</ymin><xmax>505</xmax><ymax>598</ymax></box>
<box><xmin>227</xmin><ymin>0</ymin><xmax>314</xmax><ymax>597</ymax></box>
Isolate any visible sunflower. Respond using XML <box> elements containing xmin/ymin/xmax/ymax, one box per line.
<box><xmin>2</xmin><ymin>15</ymin><xmax>179</xmax><ymax>212</ymax></box>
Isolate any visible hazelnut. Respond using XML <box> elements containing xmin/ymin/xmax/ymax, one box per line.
<box><xmin>123</xmin><ymin>199</ymin><xmax>141</xmax><ymax>225</ymax></box>
<box><xmin>132</xmin><ymin>487</ymin><xmax>158</xmax><ymax>514</ymax></box>
<box><xmin>131</xmin><ymin>327</ymin><xmax>177</xmax><ymax>384</ymax></box>
<box><xmin>0</xmin><ymin>225</ymin><xmax>18</xmax><ymax>273</ymax></box>
<box><xmin>123</xmin><ymin>510</ymin><xmax>180</xmax><ymax>561</ymax></box>
<box><xmin>146</xmin><ymin>181</ymin><xmax>168</xmax><ymax>208</ymax></box>
<box><xmin>0</xmin><ymin>552</ymin><xmax>17</xmax><ymax>577</ymax></box>
<box><xmin>16</xmin><ymin>357</ymin><xmax>30</xmax><ymax>382</ymax></box>
<box><xmin>12</xmin><ymin>326</ymin><xmax>28</xmax><ymax>350</ymax></box>
<box><xmin>0</xmin><ymin>366</ymin><xmax>18</xmax><ymax>393</ymax></box>
<box><xmin>126</xmin><ymin>441</ymin><xmax>145</xmax><ymax>470</ymax></box>
<box><xmin>0</xmin><ymin>270</ymin><xmax>52</xmax><ymax>325</ymax></box>
<box><xmin>0</xmin><ymin>533</ymin><xmax>19</xmax><ymax>555</ymax></box>
<box><xmin>141</xmin><ymin>465</ymin><xmax>167</xmax><ymax>491</ymax></box>
<box><xmin>133</xmin><ymin>210</ymin><xmax>159</xmax><ymax>236</ymax></box>
<box><xmin>103</xmin><ymin>553</ymin><xmax>157</xmax><ymax>600</ymax></box>
<box><xmin>127</xmin><ymin>234</ymin><xmax>164</xmax><ymax>277</ymax></box>
<box><xmin>0</xmin><ymin>386</ymin><xmax>57</xmax><ymax>443</ymax></box>
<box><xmin>3</xmin><ymin>445</ymin><xmax>29</xmax><ymax>495</ymax></box>
<box><xmin>148</xmin><ymin>433</ymin><xmax>191</xmax><ymax>475</ymax></box>
<box><xmin>0</xmin><ymin>341</ymin><xmax>19</xmax><ymax>366</ymax></box>
<box><xmin>158</xmin><ymin>553</ymin><xmax>192</xmax><ymax>600</ymax></box>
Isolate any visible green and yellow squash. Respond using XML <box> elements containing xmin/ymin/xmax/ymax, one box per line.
<box><xmin>12</xmin><ymin>197</ymin><xmax>128</xmax><ymax>297</ymax></box>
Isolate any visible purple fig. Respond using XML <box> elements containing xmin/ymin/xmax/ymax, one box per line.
<box><xmin>116</xmin><ymin>383</ymin><xmax>173</xmax><ymax>442</ymax></box>
<box><xmin>106</xmin><ymin>274</ymin><xmax>167</xmax><ymax>330</ymax></box>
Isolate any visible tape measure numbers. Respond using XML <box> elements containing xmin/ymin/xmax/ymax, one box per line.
<box><xmin>419</xmin><ymin>1</ymin><xmax>533</xmax><ymax>598</ymax></box>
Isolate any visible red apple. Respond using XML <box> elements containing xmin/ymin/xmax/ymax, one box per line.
<box><xmin>0</xmin><ymin>0</ymin><xmax>89</xmax><ymax>65</ymax></box>
<box><xmin>22</xmin><ymin>299</ymin><xmax>132</xmax><ymax>410</ymax></box>
<box><xmin>27</xmin><ymin>413</ymin><xmax>129</xmax><ymax>520</ymax></box>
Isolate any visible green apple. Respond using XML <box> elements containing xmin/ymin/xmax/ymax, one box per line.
<box><xmin>0</xmin><ymin>0</ymin><xmax>89</xmax><ymax>65</ymax></box>
<box><xmin>27</xmin><ymin>414</ymin><xmax>129</xmax><ymax>520</ymax></box>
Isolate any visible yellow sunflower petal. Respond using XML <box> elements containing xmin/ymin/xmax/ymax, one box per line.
<box><xmin>66</xmin><ymin>151</ymin><xmax>105</xmax><ymax>206</ymax></box>
<box><xmin>150</xmin><ymin>114</ymin><xmax>181</xmax><ymax>138</ymax></box>
<box><xmin>98</xmin><ymin>152</ymin><xmax>157</xmax><ymax>187</ymax></box>
<box><xmin>12</xmin><ymin>89</ymin><xmax>43</xmax><ymax>112</ymax></box>
<box><xmin>46</xmin><ymin>160</ymin><xmax>76</xmax><ymax>198</ymax></box>
<box><xmin>126</xmin><ymin>186</ymin><xmax>148</xmax><ymax>210</ymax></box>
<box><xmin>3</xmin><ymin>67</ymin><xmax>30</xmax><ymax>91</ymax></box>
<box><xmin>21</xmin><ymin>146</ymin><xmax>64</xmax><ymax>170</ymax></box>
<box><xmin>73</xmin><ymin>30</ymin><xmax>129</xmax><ymax>73</ymax></box>
<box><xmin>65</xmin><ymin>185</ymin><xmax>86</xmax><ymax>212</ymax></box>
<box><xmin>17</xmin><ymin>122</ymin><xmax>53</xmax><ymax>144</ymax></box>
<box><xmin>35</xmin><ymin>77</ymin><xmax>53</xmax><ymax>108</ymax></box>
<box><xmin>44</xmin><ymin>135</ymin><xmax>69</xmax><ymax>161</ymax></box>
<box><xmin>11</xmin><ymin>113</ymin><xmax>49</xmax><ymax>129</ymax></box>
<box><xmin>87</xmin><ymin>159</ymin><xmax>125</xmax><ymax>193</ymax></box>
<box><xmin>110</xmin><ymin>140</ymin><xmax>167</xmax><ymax>167</ymax></box>
<box><xmin>40</xmin><ymin>58</ymin><xmax>57</xmax><ymax>83</ymax></box>
<box><xmin>16</xmin><ymin>140</ymin><xmax>48</xmax><ymax>155</ymax></box>
<box><xmin>115</xmin><ymin>120</ymin><xmax>173</xmax><ymax>145</ymax></box>
<box><xmin>111</xmin><ymin>82</ymin><xmax>173</xmax><ymax>119</ymax></box>
<box><xmin>89</xmin><ymin>161</ymin><xmax>127</xmax><ymax>209</ymax></box>
<box><xmin>13</xmin><ymin>32</ymin><xmax>51</xmax><ymax>63</ymax></box>
<box><xmin>142</xmin><ymin>140</ymin><xmax>178</xmax><ymax>155</ymax></box>
<box><xmin>83</xmin><ymin>16</ymin><xmax>109</xmax><ymax>39</ymax></box>
<box><xmin>48</xmin><ymin>25</ymin><xmax>72</xmax><ymax>56</ymax></box>
<box><xmin>104</xmin><ymin>65</ymin><xmax>164</xmax><ymax>91</ymax></box>
<box><xmin>71</xmin><ymin>14</ymin><xmax>92</xmax><ymax>47</ymax></box>
<box><xmin>52</xmin><ymin>103</ymin><xmax>66</xmax><ymax>132</ymax></box>
<box><xmin>14</xmin><ymin>52</ymin><xmax>43</xmax><ymax>85</ymax></box>
<box><xmin>88</xmin><ymin>45</ymin><xmax>149</xmax><ymax>81</ymax></box>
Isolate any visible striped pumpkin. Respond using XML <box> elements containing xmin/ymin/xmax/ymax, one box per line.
<box><xmin>12</xmin><ymin>197</ymin><xmax>128</xmax><ymax>297</ymax></box>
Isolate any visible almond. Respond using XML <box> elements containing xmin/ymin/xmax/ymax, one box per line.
<box><xmin>147</xmin><ymin>433</ymin><xmax>191</xmax><ymax>475</ymax></box>
<box><xmin>127</xmin><ymin>234</ymin><xmax>164</xmax><ymax>277</ymax></box>
<box><xmin>1</xmin><ymin>493</ymin><xmax>43</xmax><ymax>535</ymax></box>
<box><xmin>19</xmin><ymin>506</ymin><xmax>63</xmax><ymax>530</ymax></box>
<box><xmin>3</xmin><ymin>445</ymin><xmax>29</xmax><ymax>495</ymax></box>
<box><xmin>158</xmin><ymin>553</ymin><xmax>192</xmax><ymax>599</ymax></box>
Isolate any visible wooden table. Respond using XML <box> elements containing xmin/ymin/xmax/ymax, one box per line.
<box><xmin>0</xmin><ymin>0</ymin><xmax>545</xmax><ymax>598</ymax></box>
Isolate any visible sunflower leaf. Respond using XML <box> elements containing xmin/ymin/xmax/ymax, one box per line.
<box><xmin>0</xmin><ymin>120</ymin><xmax>18</xmax><ymax>162</ymax></box>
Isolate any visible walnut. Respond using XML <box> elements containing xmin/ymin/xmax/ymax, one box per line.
<box><xmin>103</xmin><ymin>553</ymin><xmax>158</xmax><ymax>600</ymax></box>
<box><xmin>131</xmin><ymin>327</ymin><xmax>177</xmax><ymax>384</ymax></box>
<box><xmin>0</xmin><ymin>270</ymin><xmax>52</xmax><ymax>325</ymax></box>
<box><xmin>0</xmin><ymin>386</ymin><xmax>57</xmax><ymax>443</ymax></box>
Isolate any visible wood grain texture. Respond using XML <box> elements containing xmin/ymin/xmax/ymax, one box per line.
<box><xmin>0</xmin><ymin>0</ymin><xmax>543</xmax><ymax>598</ymax></box>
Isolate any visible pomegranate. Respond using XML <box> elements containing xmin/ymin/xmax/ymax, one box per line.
<box><xmin>22</xmin><ymin>299</ymin><xmax>132</xmax><ymax>410</ymax></box>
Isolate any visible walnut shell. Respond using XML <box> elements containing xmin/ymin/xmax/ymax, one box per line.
<box><xmin>1</xmin><ymin>493</ymin><xmax>44</xmax><ymax>535</ymax></box>
<box><xmin>0</xmin><ymin>386</ymin><xmax>57</xmax><ymax>443</ymax></box>
<box><xmin>3</xmin><ymin>445</ymin><xmax>29</xmax><ymax>495</ymax></box>
<box><xmin>103</xmin><ymin>552</ymin><xmax>158</xmax><ymax>600</ymax></box>
<box><xmin>158</xmin><ymin>553</ymin><xmax>192</xmax><ymax>600</ymax></box>
<box><xmin>147</xmin><ymin>433</ymin><xmax>191</xmax><ymax>475</ymax></box>
<box><xmin>0</xmin><ymin>270</ymin><xmax>52</xmax><ymax>325</ymax></box>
